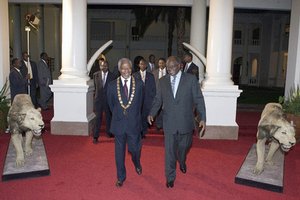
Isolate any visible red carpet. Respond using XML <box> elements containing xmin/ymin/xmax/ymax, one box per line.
<box><xmin>0</xmin><ymin>108</ymin><xmax>299</xmax><ymax>200</ymax></box>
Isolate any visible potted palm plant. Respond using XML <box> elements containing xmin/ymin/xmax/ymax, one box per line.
<box><xmin>279</xmin><ymin>85</ymin><xmax>300</xmax><ymax>142</ymax></box>
<box><xmin>0</xmin><ymin>79</ymin><xmax>10</xmax><ymax>133</ymax></box>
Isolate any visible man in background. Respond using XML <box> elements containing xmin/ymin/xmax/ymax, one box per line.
<box><xmin>92</xmin><ymin>60</ymin><xmax>116</xmax><ymax>144</ymax></box>
<box><xmin>152</xmin><ymin>57</ymin><xmax>167</xmax><ymax>130</ymax></box>
<box><xmin>133</xmin><ymin>57</ymin><xmax>156</xmax><ymax>138</ymax></box>
<box><xmin>20</xmin><ymin>52</ymin><xmax>38</xmax><ymax>107</ymax></box>
<box><xmin>147</xmin><ymin>54</ymin><xmax>156</xmax><ymax>73</ymax></box>
<box><xmin>9</xmin><ymin>58</ymin><xmax>28</xmax><ymax>102</ymax></box>
<box><xmin>37</xmin><ymin>52</ymin><xmax>52</xmax><ymax>110</ymax></box>
<box><xmin>183</xmin><ymin>52</ymin><xmax>199</xmax><ymax>80</ymax></box>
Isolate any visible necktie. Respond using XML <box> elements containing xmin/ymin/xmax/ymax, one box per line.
<box><xmin>102</xmin><ymin>72</ymin><xmax>106</xmax><ymax>87</ymax></box>
<box><xmin>159</xmin><ymin>69</ymin><xmax>163</xmax><ymax>79</ymax></box>
<box><xmin>171</xmin><ymin>75</ymin><xmax>176</xmax><ymax>97</ymax></box>
<box><xmin>124</xmin><ymin>79</ymin><xmax>129</xmax><ymax>99</ymax></box>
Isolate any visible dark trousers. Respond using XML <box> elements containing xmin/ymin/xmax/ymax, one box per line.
<box><xmin>114</xmin><ymin>132</ymin><xmax>142</xmax><ymax>181</ymax></box>
<box><xmin>28</xmin><ymin>80</ymin><xmax>37</xmax><ymax>107</ymax></box>
<box><xmin>155</xmin><ymin>108</ymin><xmax>163</xmax><ymax>129</ymax></box>
<box><xmin>164</xmin><ymin>131</ymin><xmax>193</xmax><ymax>181</ymax></box>
<box><xmin>93</xmin><ymin>102</ymin><xmax>111</xmax><ymax>138</ymax></box>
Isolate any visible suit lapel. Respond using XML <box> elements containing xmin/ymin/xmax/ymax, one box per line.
<box><xmin>166</xmin><ymin>75</ymin><xmax>175</xmax><ymax>99</ymax></box>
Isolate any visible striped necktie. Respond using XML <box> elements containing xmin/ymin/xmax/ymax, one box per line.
<box><xmin>171</xmin><ymin>75</ymin><xmax>176</xmax><ymax>96</ymax></box>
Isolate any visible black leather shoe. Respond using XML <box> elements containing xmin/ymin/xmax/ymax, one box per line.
<box><xmin>135</xmin><ymin>167</ymin><xmax>142</xmax><ymax>175</ymax></box>
<box><xmin>166</xmin><ymin>180</ymin><xmax>174</xmax><ymax>188</ymax></box>
<box><xmin>180</xmin><ymin>166</ymin><xmax>187</xmax><ymax>174</ymax></box>
<box><xmin>180</xmin><ymin>167</ymin><xmax>186</xmax><ymax>174</ymax></box>
<box><xmin>107</xmin><ymin>133</ymin><xmax>114</xmax><ymax>138</ymax></box>
<box><xmin>93</xmin><ymin>138</ymin><xmax>99</xmax><ymax>144</ymax></box>
<box><xmin>115</xmin><ymin>180</ymin><xmax>123</xmax><ymax>187</ymax></box>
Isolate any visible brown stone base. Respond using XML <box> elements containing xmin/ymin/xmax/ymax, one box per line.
<box><xmin>200</xmin><ymin>125</ymin><xmax>239</xmax><ymax>140</ymax></box>
<box><xmin>51</xmin><ymin>119</ymin><xmax>94</xmax><ymax>136</ymax></box>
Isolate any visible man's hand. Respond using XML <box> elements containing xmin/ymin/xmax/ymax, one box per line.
<box><xmin>198</xmin><ymin>121</ymin><xmax>206</xmax><ymax>138</ymax></box>
<box><xmin>147</xmin><ymin>115</ymin><xmax>154</xmax><ymax>125</ymax></box>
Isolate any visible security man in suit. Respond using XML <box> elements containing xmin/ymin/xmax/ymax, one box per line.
<box><xmin>9</xmin><ymin>58</ymin><xmax>28</xmax><ymax>102</ymax></box>
<box><xmin>133</xmin><ymin>57</ymin><xmax>156</xmax><ymax>138</ymax></box>
<box><xmin>107</xmin><ymin>58</ymin><xmax>144</xmax><ymax>187</ymax></box>
<box><xmin>148</xmin><ymin>56</ymin><xmax>206</xmax><ymax>188</ymax></box>
<box><xmin>37</xmin><ymin>52</ymin><xmax>52</xmax><ymax>110</ymax></box>
<box><xmin>20</xmin><ymin>52</ymin><xmax>39</xmax><ymax>108</ymax></box>
<box><xmin>92</xmin><ymin>60</ymin><xmax>116</xmax><ymax>144</ymax></box>
<box><xmin>183</xmin><ymin>52</ymin><xmax>199</xmax><ymax>80</ymax></box>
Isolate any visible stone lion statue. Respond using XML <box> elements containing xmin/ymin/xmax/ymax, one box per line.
<box><xmin>7</xmin><ymin>94</ymin><xmax>45</xmax><ymax>167</ymax></box>
<box><xmin>253</xmin><ymin>103</ymin><xmax>296</xmax><ymax>175</ymax></box>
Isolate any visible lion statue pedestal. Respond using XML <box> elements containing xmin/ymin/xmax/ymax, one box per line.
<box><xmin>235</xmin><ymin>103</ymin><xmax>296</xmax><ymax>192</ymax></box>
<box><xmin>2</xmin><ymin>94</ymin><xmax>50</xmax><ymax>181</ymax></box>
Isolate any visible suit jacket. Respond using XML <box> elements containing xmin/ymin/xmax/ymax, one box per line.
<box><xmin>152</xmin><ymin>68</ymin><xmax>167</xmax><ymax>88</ymax></box>
<box><xmin>37</xmin><ymin>59</ymin><xmax>51</xmax><ymax>87</ymax></box>
<box><xmin>133</xmin><ymin>71</ymin><xmax>156</xmax><ymax>114</ymax></box>
<box><xmin>9</xmin><ymin>67</ymin><xmax>27</xmax><ymax>102</ymax></box>
<box><xmin>107</xmin><ymin>76</ymin><xmax>144</xmax><ymax>135</ymax></box>
<box><xmin>93</xmin><ymin>70</ymin><xmax>116</xmax><ymax>105</ymax></box>
<box><xmin>184</xmin><ymin>62</ymin><xmax>199</xmax><ymax>80</ymax></box>
<box><xmin>147</xmin><ymin>62</ymin><xmax>155</xmax><ymax>73</ymax></box>
<box><xmin>149</xmin><ymin>72</ymin><xmax>206</xmax><ymax>134</ymax></box>
<box><xmin>20</xmin><ymin>60</ymin><xmax>38</xmax><ymax>88</ymax></box>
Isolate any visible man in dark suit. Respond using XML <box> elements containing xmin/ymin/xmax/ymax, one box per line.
<box><xmin>152</xmin><ymin>58</ymin><xmax>167</xmax><ymax>130</ymax></box>
<box><xmin>148</xmin><ymin>56</ymin><xmax>206</xmax><ymax>188</ymax></box>
<box><xmin>37</xmin><ymin>52</ymin><xmax>52</xmax><ymax>110</ymax></box>
<box><xmin>147</xmin><ymin>54</ymin><xmax>156</xmax><ymax>73</ymax></box>
<box><xmin>9</xmin><ymin>58</ymin><xmax>28</xmax><ymax>102</ymax></box>
<box><xmin>183</xmin><ymin>52</ymin><xmax>199</xmax><ymax>80</ymax></box>
<box><xmin>133</xmin><ymin>57</ymin><xmax>156</xmax><ymax>138</ymax></box>
<box><xmin>107</xmin><ymin>58</ymin><xmax>144</xmax><ymax>187</ymax></box>
<box><xmin>20</xmin><ymin>52</ymin><xmax>39</xmax><ymax>108</ymax></box>
<box><xmin>92</xmin><ymin>60</ymin><xmax>116</xmax><ymax>144</ymax></box>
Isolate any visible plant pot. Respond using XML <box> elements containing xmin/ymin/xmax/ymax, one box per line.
<box><xmin>286</xmin><ymin>113</ymin><xmax>300</xmax><ymax>143</ymax></box>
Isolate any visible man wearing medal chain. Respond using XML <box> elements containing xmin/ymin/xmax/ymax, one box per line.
<box><xmin>107</xmin><ymin>58</ymin><xmax>144</xmax><ymax>187</ymax></box>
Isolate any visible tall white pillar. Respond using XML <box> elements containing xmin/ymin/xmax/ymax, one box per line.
<box><xmin>50</xmin><ymin>0</ymin><xmax>94</xmax><ymax>136</ymax></box>
<box><xmin>202</xmin><ymin>0</ymin><xmax>242</xmax><ymax>140</ymax></box>
<box><xmin>190</xmin><ymin>0</ymin><xmax>206</xmax><ymax>84</ymax></box>
<box><xmin>59</xmin><ymin>0</ymin><xmax>89</xmax><ymax>81</ymax></box>
<box><xmin>0</xmin><ymin>0</ymin><xmax>10</xmax><ymax>85</ymax></box>
<box><xmin>285</xmin><ymin>0</ymin><xmax>300</xmax><ymax>97</ymax></box>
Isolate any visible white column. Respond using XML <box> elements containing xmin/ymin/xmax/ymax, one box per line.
<box><xmin>0</xmin><ymin>0</ymin><xmax>10</xmax><ymax>85</ymax></box>
<box><xmin>285</xmin><ymin>0</ymin><xmax>300</xmax><ymax>96</ymax></box>
<box><xmin>50</xmin><ymin>0</ymin><xmax>94</xmax><ymax>136</ymax></box>
<box><xmin>204</xmin><ymin>0</ymin><xmax>234</xmax><ymax>87</ymax></box>
<box><xmin>190</xmin><ymin>0</ymin><xmax>206</xmax><ymax>84</ymax></box>
<box><xmin>202</xmin><ymin>0</ymin><xmax>242</xmax><ymax>140</ymax></box>
<box><xmin>59</xmin><ymin>0</ymin><xmax>89</xmax><ymax>81</ymax></box>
